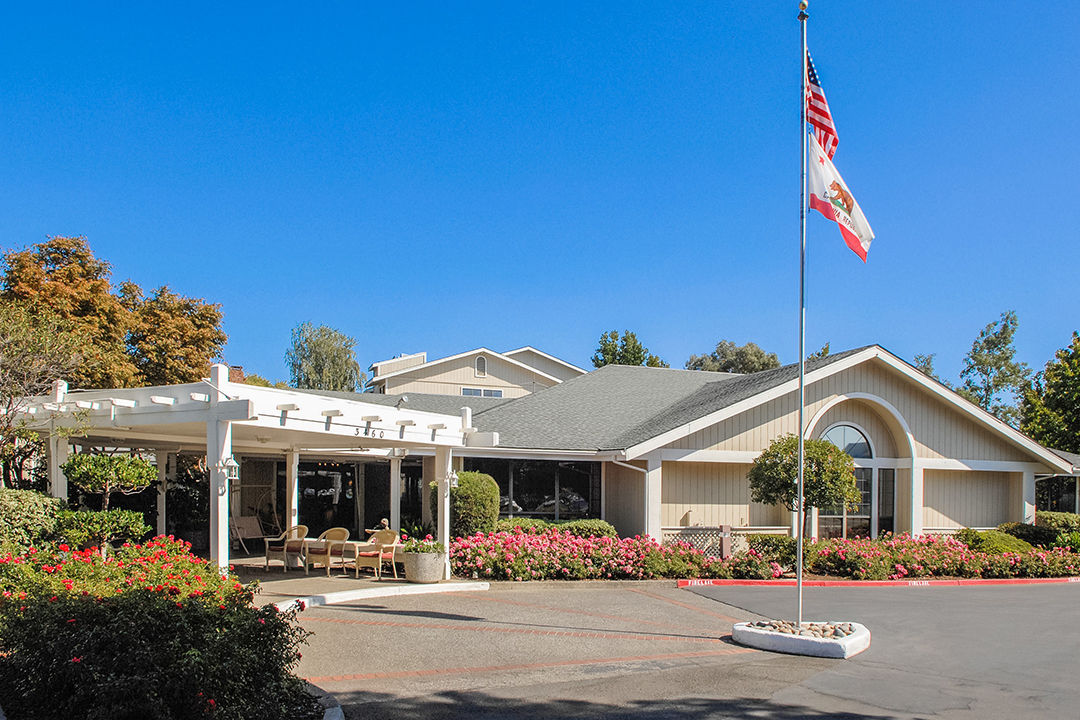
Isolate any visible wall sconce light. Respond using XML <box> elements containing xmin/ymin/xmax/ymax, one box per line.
<box><xmin>216</xmin><ymin>456</ymin><xmax>240</xmax><ymax>482</ymax></box>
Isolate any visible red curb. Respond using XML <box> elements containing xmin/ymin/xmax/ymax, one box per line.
<box><xmin>677</xmin><ymin>576</ymin><xmax>1080</xmax><ymax>588</ymax></box>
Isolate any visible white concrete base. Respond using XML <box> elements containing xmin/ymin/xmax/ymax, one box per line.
<box><xmin>732</xmin><ymin>621</ymin><xmax>871</xmax><ymax>658</ymax></box>
<box><xmin>275</xmin><ymin>581</ymin><xmax>489</xmax><ymax>612</ymax></box>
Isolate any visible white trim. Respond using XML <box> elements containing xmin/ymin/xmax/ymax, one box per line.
<box><xmin>804</xmin><ymin>392</ymin><xmax>917</xmax><ymax>459</ymax></box>
<box><xmin>474</xmin><ymin>355</ymin><xmax>487</xmax><ymax>378</ymax></box>
<box><xmin>370</xmin><ymin>347</ymin><xmax>562</xmax><ymax>385</ymax></box>
<box><xmin>918</xmin><ymin>458</ymin><xmax>1048</xmax><ymax>473</ymax></box>
<box><xmin>368</xmin><ymin>351</ymin><xmax>426</xmax><ymax>373</ymax></box>
<box><xmin>503</xmin><ymin>346</ymin><xmax>588</xmax><ymax>375</ymax></box>
<box><xmin>659</xmin><ymin>449</ymin><xmax>760</xmax><ymax>464</ymax></box>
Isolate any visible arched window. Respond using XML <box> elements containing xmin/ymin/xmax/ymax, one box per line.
<box><xmin>822</xmin><ymin>424</ymin><xmax>872</xmax><ymax>458</ymax></box>
<box><xmin>475</xmin><ymin>356</ymin><xmax>487</xmax><ymax>377</ymax></box>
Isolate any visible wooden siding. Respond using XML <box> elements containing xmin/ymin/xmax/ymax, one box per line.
<box><xmin>666</xmin><ymin>360</ymin><xmax>1034</xmax><ymax>464</ymax></box>
<box><xmin>373</xmin><ymin>354</ymin><xmax>426</xmax><ymax>376</ymax></box>
<box><xmin>603</xmin><ymin>461</ymin><xmax>645</xmax><ymax>537</ymax></box>
<box><xmin>506</xmin><ymin>349</ymin><xmax>583</xmax><ymax>382</ymax></box>
<box><xmin>812</xmin><ymin>402</ymin><xmax>897</xmax><ymax>457</ymax></box>
<box><xmin>895</xmin><ymin>468</ymin><xmax>911</xmax><ymax>533</ymax></box>
<box><xmin>660</xmin><ymin>462</ymin><xmax>785</xmax><ymax>528</ymax></box>
<box><xmin>382</xmin><ymin>353</ymin><xmax>558</xmax><ymax>397</ymax></box>
<box><xmin>922</xmin><ymin>470</ymin><xmax>1017</xmax><ymax>529</ymax></box>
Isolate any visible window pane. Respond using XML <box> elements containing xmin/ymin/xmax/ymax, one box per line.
<box><xmin>878</xmin><ymin>468</ymin><xmax>895</xmax><ymax>535</ymax></box>
<box><xmin>482</xmin><ymin>389</ymin><xmax>503</xmax><ymax>398</ymax></box>
<box><xmin>822</xmin><ymin>425</ymin><xmax>872</xmax><ymax>458</ymax></box>
<box><xmin>556</xmin><ymin>462</ymin><xmax>593</xmax><ymax>519</ymax></box>
<box><xmin>462</xmin><ymin>388</ymin><xmax>482</xmax><ymax>397</ymax></box>
<box><xmin>513</xmin><ymin>460</ymin><xmax>558</xmax><ymax>517</ymax></box>
<box><xmin>463</xmin><ymin>458</ymin><xmax>514</xmax><ymax>514</ymax></box>
<box><xmin>847</xmin><ymin>517</ymin><xmax>871</xmax><ymax>538</ymax></box>
<box><xmin>819</xmin><ymin>516</ymin><xmax>843</xmax><ymax>539</ymax></box>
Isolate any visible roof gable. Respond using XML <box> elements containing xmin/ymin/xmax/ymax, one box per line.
<box><xmin>370</xmin><ymin>347</ymin><xmax>561</xmax><ymax>385</ymax></box>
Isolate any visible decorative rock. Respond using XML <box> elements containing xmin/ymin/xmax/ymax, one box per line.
<box><xmin>732</xmin><ymin>619</ymin><xmax>871</xmax><ymax>658</ymax></box>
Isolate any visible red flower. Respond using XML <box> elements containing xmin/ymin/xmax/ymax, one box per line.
<box><xmin>58</xmin><ymin>544</ymin><xmax>70</xmax><ymax>553</ymax></box>
<box><xmin>71</xmin><ymin>657</ymin><xmax>81</xmax><ymax>663</ymax></box>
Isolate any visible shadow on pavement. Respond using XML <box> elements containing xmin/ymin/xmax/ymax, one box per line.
<box><xmin>337</xmin><ymin>690</ymin><xmax>897</xmax><ymax>720</ymax></box>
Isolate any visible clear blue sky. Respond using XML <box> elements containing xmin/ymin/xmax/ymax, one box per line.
<box><xmin>2</xmin><ymin>2</ymin><xmax>1077</xmax><ymax>384</ymax></box>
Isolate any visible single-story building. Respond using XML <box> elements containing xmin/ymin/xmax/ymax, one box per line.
<box><xmin>22</xmin><ymin>345</ymin><xmax>1073</xmax><ymax>567</ymax></box>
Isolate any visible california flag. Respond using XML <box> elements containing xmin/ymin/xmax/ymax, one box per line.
<box><xmin>808</xmin><ymin>133</ymin><xmax>874</xmax><ymax>261</ymax></box>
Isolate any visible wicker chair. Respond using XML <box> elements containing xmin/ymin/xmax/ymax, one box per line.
<box><xmin>264</xmin><ymin>525</ymin><xmax>308</xmax><ymax>571</ymax></box>
<box><xmin>303</xmin><ymin>527</ymin><xmax>351</xmax><ymax>576</ymax></box>
<box><xmin>353</xmin><ymin>529</ymin><xmax>400</xmax><ymax>580</ymax></box>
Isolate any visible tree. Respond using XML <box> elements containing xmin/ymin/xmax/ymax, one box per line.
<box><xmin>748</xmin><ymin>434</ymin><xmax>860</xmax><ymax>538</ymax></box>
<box><xmin>912</xmin><ymin>352</ymin><xmax>949</xmax><ymax>385</ymax></box>
<box><xmin>1021</xmin><ymin>332</ymin><xmax>1080</xmax><ymax>454</ymax></box>
<box><xmin>591</xmin><ymin>330</ymin><xmax>668</xmax><ymax>369</ymax></box>
<box><xmin>808</xmin><ymin>342</ymin><xmax>830</xmax><ymax>361</ymax></box>
<box><xmin>1</xmin><ymin>236</ymin><xmax>228</xmax><ymax>389</ymax></box>
<box><xmin>120</xmin><ymin>283</ymin><xmax>227</xmax><ymax>386</ymax></box>
<box><xmin>958</xmin><ymin>311</ymin><xmax>1030</xmax><ymax>426</ymax></box>
<box><xmin>686</xmin><ymin>340</ymin><xmax>780</xmax><ymax>374</ymax></box>
<box><xmin>1</xmin><ymin>236</ymin><xmax>135</xmax><ymax>388</ymax></box>
<box><xmin>285</xmin><ymin>322</ymin><xmax>365</xmax><ymax>391</ymax></box>
<box><xmin>0</xmin><ymin>302</ymin><xmax>84</xmax><ymax>489</ymax></box>
<box><xmin>243</xmin><ymin>373</ymin><xmax>289</xmax><ymax>389</ymax></box>
<box><xmin>61</xmin><ymin>453</ymin><xmax>156</xmax><ymax>511</ymax></box>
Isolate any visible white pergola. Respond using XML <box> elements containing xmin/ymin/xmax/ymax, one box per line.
<box><xmin>18</xmin><ymin>364</ymin><xmax>498</xmax><ymax>575</ymax></box>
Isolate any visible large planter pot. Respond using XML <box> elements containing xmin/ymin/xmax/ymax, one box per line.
<box><xmin>403</xmin><ymin>552</ymin><xmax>447</xmax><ymax>583</ymax></box>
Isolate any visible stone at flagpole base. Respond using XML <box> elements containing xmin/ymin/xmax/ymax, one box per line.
<box><xmin>731</xmin><ymin>620</ymin><xmax>870</xmax><ymax>658</ymax></box>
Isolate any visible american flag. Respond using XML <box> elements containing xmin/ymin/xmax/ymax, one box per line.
<box><xmin>806</xmin><ymin>50</ymin><xmax>838</xmax><ymax>159</ymax></box>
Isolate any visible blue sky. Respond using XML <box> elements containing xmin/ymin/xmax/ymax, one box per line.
<box><xmin>2</xmin><ymin>2</ymin><xmax>1077</xmax><ymax>384</ymax></box>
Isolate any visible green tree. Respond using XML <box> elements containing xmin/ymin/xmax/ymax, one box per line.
<box><xmin>807</xmin><ymin>342</ymin><xmax>830</xmax><ymax>361</ymax></box>
<box><xmin>61</xmin><ymin>453</ymin><xmax>156</xmax><ymax>511</ymax></box>
<box><xmin>591</xmin><ymin>330</ymin><xmax>668</xmax><ymax>368</ymax></box>
<box><xmin>285</xmin><ymin>322</ymin><xmax>365</xmax><ymax>391</ymax></box>
<box><xmin>244</xmin><ymin>373</ymin><xmax>289</xmax><ymax>389</ymax></box>
<box><xmin>120</xmin><ymin>283</ymin><xmax>227</xmax><ymax>386</ymax></box>
<box><xmin>958</xmin><ymin>311</ymin><xmax>1030</xmax><ymax>426</ymax></box>
<box><xmin>748</xmin><ymin>434</ymin><xmax>860</xmax><ymax>538</ymax></box>
<box><xmin>912</xmin><ymin>352</ymin><xmax>948</xmax><ymax>385</ymax></box>
<box><xmin>0</xmin><ymin>302</ymin><xmax>84</xmax><ymax>489</ymax></box>
<box><xmin>1021</xmin><ymin>332</ymin><xmax>1080</xmax><ymax>454</ymax></box>
<box><xmin>686</xmin><ymin>340</ymin><xmax>780</xmax><ymax>374</ymax></box>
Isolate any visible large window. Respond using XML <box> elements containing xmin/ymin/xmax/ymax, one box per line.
<box><xmin>463</xmin><ymin>458</ymin><xmax>600</xmax><ymax>520</ymax></box>
<box><xmin>820</xmin><ymin>424</ymin><xmax>873</xmax><ymax>539</ymax></box>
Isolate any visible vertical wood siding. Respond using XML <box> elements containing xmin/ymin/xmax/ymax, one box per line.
<box><xmin>659</xmin><ymin>462</ymin><xmax>784</xmax><ymax>528</ymax></box>
<box><xmin>922</xmin><ymin>470</ymin><xmax>1015</xmax><ymax>529</ymax></box>
<box><xmin>666</xmin><ymin>360</ymin><xmax>1032</xmax><ymax>463</ymax></box>
<box><xmin>603</xmin><ymin>461</ymin><xmax>645</xmax><ymax>537</ymax></box>
<box><xmin>505</xmin><ymin>350</ymin><xmax>582</xmax><ymax>381</ymax></box>
<box><xmin>384</xmin><ymin>354</ymin><xmax>557</xmax><ymax>397</ymax></box>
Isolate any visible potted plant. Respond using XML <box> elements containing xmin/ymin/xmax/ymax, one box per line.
<box><xmin>400</xmin><ymin>534</ymin><xmax>447</xmax><ymax>584</ymax></box>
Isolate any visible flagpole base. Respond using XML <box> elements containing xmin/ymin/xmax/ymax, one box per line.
<box><xmin>732</xmin><ymin>620</ymin><xmax>871</xmax><ymax>659</ymax></box>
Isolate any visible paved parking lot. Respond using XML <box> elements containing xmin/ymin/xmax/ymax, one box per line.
<box><xmin>294</xmin><ymin>581</ymin><xmax>1080</xmax><ymax>719</ymax></box>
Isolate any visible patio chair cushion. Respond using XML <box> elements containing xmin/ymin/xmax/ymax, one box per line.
<box><xmin>356</xmin><ymin>550</ymin><xmax>395</xmax><ymax>561</ymax></box>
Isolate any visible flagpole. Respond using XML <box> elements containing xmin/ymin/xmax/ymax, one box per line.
<box><xmin>796</xmin><ymin>0</ymin><xmax>809</xmax><ymax>631</ymax></box>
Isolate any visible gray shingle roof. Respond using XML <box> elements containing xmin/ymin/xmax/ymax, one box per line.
<box><xmin>472</xmin><ymin>346</ymin><xmax>875</xmax><ymax>451</ymax></box>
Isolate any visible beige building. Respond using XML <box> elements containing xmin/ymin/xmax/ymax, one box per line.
<box><xmin>367</xmin><ymin>346</ymin><xmax>586</xmax><ymax>399</ymax></box>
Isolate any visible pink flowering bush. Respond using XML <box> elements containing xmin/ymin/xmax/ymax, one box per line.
<box><xmin>449</xmin><ymin>528</ymin><xmax>783</xmax><ymax>581</ymax></box>
<box><xmin>0</xmin><ymin>536</ymin><xmax>322</xmax><ymax>719</ymax></box>
<box><xmin>808</xmin><ymin>533</ymin><xmax>1080</xmax><ymax>580</ymax></box>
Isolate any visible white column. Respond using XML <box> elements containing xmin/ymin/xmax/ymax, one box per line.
<box><xmin>910</xmin><ymin>460</ymin><xmax>924</xmax><ymax>536</ymax></box>
<box><xmin>644</xmin><ymin>457</ymin><xmax>662</xmax><ymax>542</ymax></box>
<box><xmin>207</xmin><ymin>364</ymin><xmax>233</xmax><ymax>574</ymax></box>
<box><xmin>155</xmin><ymin>451</ymin><xmax>168</xmax><ymax>536</ymax></box>
<box><xmin>47</xmin><ymin>431</ymin><xmax>70</xmax><ymax>500</ymax></box>
<box><xmin>389</xmin><ymin>457</ymin><xmax>402</xmax><ymax>531</ymax></box>
<box><xmin>600</xmin><ymin>463</ymin><xmax>607</xmax><ymax>521</ymax></box>
<box><xmin>435</xmin><ymin>446</ymin><xmax>452</xmax><ymax>580</ymax></box>
<box><xmin>285</xmin><ymin>450</ymin><xmax>300</xmax><ymax>530</ymax></box>
<box><xmin>1021</xmin><ymin>469</ymin><xmax>1036</xmax><ymax>524</ymax></box>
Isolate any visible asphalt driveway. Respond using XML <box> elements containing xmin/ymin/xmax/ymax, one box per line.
<box><xmin>293</xmin><ymin>581</ymin><xmax>1080</xmax><ymax>719</ymax></box>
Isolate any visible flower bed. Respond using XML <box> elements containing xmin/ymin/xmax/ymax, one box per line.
<box><xmin>0</xmin><ymin>536</ymin><xmax>322</xmax><ymax>720</ymax></box>
<box><xmin>806</xmin><ymin>533</ymin><xmax>1080</xmax><ymax>580</ymax></box>
<box><xmin>450</xmin><ymin>527</ymin><xmax>782</xmax><ymax>581</ymax></box>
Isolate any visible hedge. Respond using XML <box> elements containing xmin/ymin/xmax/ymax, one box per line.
<box><xmin>996</xmin><ymin>522</ymin><xmax>1060</xmax><ymax>548</ymax></box>
<box><xmin>957</xmin><ymin>528</ymin><xmax>1033</xmax><ymax>555</ymax></box>
<box><xmin>0</xmin><ymin>489</ymin><xmax>65</xmax><ymax>549</ymax></box>
<box><xmin>430</xmin><ymin>471</ymin><xmax>499</xmax><ymax>538</ymax></box>
<box><xmin>1037</xmin><ymin>511</ymin><xmax>1080</xmax><ymax>534</ymax></box>
<box><xmin>494</xmin><ymin>518</ymin><xmax>618</xmax><ymax>538</ymax></box>
<box><xmin>0</xmin><ymin>537</ymin><xmax>321</xmax><ymax>720</ymax></box>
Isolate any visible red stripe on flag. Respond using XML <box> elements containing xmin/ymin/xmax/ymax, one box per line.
<box><xmin>809</xmin><ymin>193</ymin><xmax>867</xmax><ymax>262</ymax></box>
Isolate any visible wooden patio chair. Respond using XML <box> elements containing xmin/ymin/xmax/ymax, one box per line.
<box><xmin>264</xmin><ymin>525</ymin><xmax>308</xmax><ymax>571</ymax></box>
<box><xmin>353</xmin><ymin>529</ymin><xmax>400</xmax><ymax>580</ymax></box>
<box><xmin>303</xmin><ymin>527</ymin><xmax>351</xmax><ymax>576</ymax></box>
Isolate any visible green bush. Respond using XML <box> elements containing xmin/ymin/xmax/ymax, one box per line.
<box><xmin>431</xmin><ymin>471</ymin><xmax>499</xmax><ymax>538</ymax></box>
<box><xmin>55</xmin><ymin>509</ymin><xmax>151</xmax><ymax>550</ymax></box>
<box><xmin>996</xmin><ymin>522</ymin><xmax>1059</xmax><ymax>548</ymax></box>
<box><xmin>746</xmin><ymin>534</ymin><xmax>797</xmax><ymax>568</ymax></box>
<box><xmin>495</xmin><ymin>517</ymin><xmax>552</xmax><ymax>533</ymax></box>
<box><xmin>555</xmin><ymin>519</ymin><xmax>617</xmax><ymax>538</ymax></box>
<box><xmin>1036</xmin><ymin>511</ymin><xmax>1080</xmax><ymax>534</ymax></box>
<box><xmin>957</xmin><ymin>528</ymin><xmax>1033</xmax><ymax>554</ymax></box>
<box><xmin>0</xmin><ymin>538</ymin><xmax>321</xmax><ymax>720</ymax></box>
<box><xmin>0</xmin><ymin>489</ymin><xmax>64</xmax><ymax>549</ymax></box>
<box><xmin>1054</xmin><ymin>531</ymin><xmax>1080</xmax><ymax>553</ymax></box>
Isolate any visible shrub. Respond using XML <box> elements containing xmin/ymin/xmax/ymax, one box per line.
<box><xmin>1036</xmin><ymin>511</ymin><xmax>1080</xmax><ymax>534</ymax></box>
<box><xmin>996</xmin><ymin>522</ymin><xmax>1059</xmax><ymax>548</ymax></box>
<box><xmin>61</xmin><ymin>453</ymin><xmax>156</xmax><ymax>511</ymax></box>
<box><xmin>0</xmin><ymin>489</ymin><xmax>64</xmax><ymax>549</ymax></box>
<box><xmin>958</xmin><ymin>529</ymin><xmax>1033</xmax><ymax>555</ymax></box>
<box><xmin>430</xmin><ymin>471</ymin><xmax>499</xmax><ymax>538</ymax></box>
<box><xmin>555</xmin><ymin>519</ymin><xmax>618</xmax><ymax>538</ymax></box>
<box><xmin>746</xmin><ymin>534</ymin><xmax>797</xmax><ymax>568</ymax></box>
<box><xmin>1054</xmin><ymin>531</ymin><xmax>1080</xmax><ymax>553</ymax></box>
<box><xmin>0</xmin><ymin>538</ymin><xmax>320</xmax><ymax>720</ymax></box>
<box><xmin>495</xmin><ymin>517</ymin><xmax>552</xmax><ymax>533</ymax></box>
<box><xmin>55</xmin><ymin>509</ymin><xmax>152</xmax><ymax>550</ymax></box>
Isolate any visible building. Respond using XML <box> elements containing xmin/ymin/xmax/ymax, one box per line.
<box><xmin>367</xmin><ymin>347</ymin><xmax>586</xmax><ymax>399</ymax></box>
